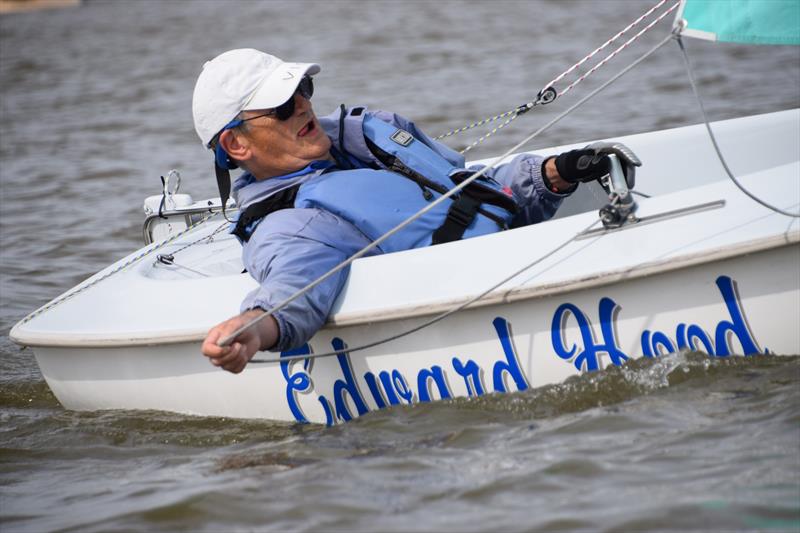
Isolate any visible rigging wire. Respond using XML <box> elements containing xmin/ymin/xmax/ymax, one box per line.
<box><xmin>226</xmin><ymin>29</ymin><xmax>677</xmax><ymax>352</ymax></box>
<box><xmin>434</xmin><ymin>0</ymin><xmax>680</xmax><ymax>155</ymax></box>
<box><xmin>541</xmin><ymin>0</ymin><xmax>671</xmax><ymax>96</ymax></box>
<box><xmin>677</xmin><ymin>36</ymin><xmax>800</xmax><ymax>218</ymax></box>
<box><xmin>551</xmin><ymin>0</ymin><xmax>679</xmax><ymax>101</ymax></box>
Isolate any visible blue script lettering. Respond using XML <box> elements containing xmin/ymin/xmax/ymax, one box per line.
<box><xmin>379</xmin><ymin>371</ymin><xmax>404</xmax><ymax>405</ymax></box>
<box><xmin>492</xmin><ymin>317</ymin><xmax>529</xmax><ymax>392</ymax></box>
<box><xmin>713</xmin><ymin>276</ymin><xmax>761</xmax><ymax>356</ymax></box>
<box><xmin>328</xmin><ymin>338</ymin><xmax>370</xmax><ymax>422</ymax></box>
<box><xmin>362</xmin><ymin>372</ymin><xmax>388</xmax><ymax>409</ymax></box>
<box><xmin>641</xmin><ymin>330</ymin><xmax>676</xmax><ymax>357</ymax></box>
<box><xmin>280</xmin><ymin>344</ymin><xmax>336</xmax><ymax>425</ymax></box>
<box><xmin>417</xmin><ymin>366</ymin><xmax>453</xmax><ymax>402</ymax></box>
<box><xmin>641</xmin><ymin>276</ymin><xmax>764</xmax><ymax>357</ymax></box>
<box><xmin>392</xmin><ymin>370</ymin><xmax>415</xmax><ymax>404</ymax></box>
<box><xmin>452</xmin><ymin>357</ymin><xmax>485</xmax><ymax>397</ymax></box>
<box><xmin>318</xmin><ymin>395</ymin><xmax>335</xmax><ymax>427</ymax></box>
<box><xmin>280</xmin><ymin>344</ymin><xmax>314</xmax><ymax>424</ymax></box>
<box><xmin>359</xmin><ymin>370</ymin><xmax>410</xmax><ymax>409</ymax></box>
<box><xmin>551</xmin><ymin>297</ymin><xmax>629</xmax><ymax>371</ymax></box>
<box><xmin>675</xmin><ymin>323</ymin><xmax>715</xmax><ymax>354</ymax></box>
<box><xmin>281</xmin><ymin>316</ymin><xmax>535</xmax><ymax>425</ymax></box>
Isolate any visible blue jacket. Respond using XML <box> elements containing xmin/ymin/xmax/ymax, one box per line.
<box><xmin>233</xmin><ymin>107</ymin><xmax>571</xmax><ymax>351</ymax></box>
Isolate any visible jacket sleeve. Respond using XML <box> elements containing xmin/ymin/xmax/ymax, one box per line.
<box><xmin>470</xmin><ymin>153</ymin><xmax>572</xmax><ymax>227</ymax></box>
<box><xmin>238</xmin><ymin>208</ymin><xmax>375</xmax><ymax>352</ymax></box>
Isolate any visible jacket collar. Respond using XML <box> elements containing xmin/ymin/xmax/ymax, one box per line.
<box><xmin>232</xmin><ymin>106</ymin><xmax>375</xmax><ymax>210</ymax></box>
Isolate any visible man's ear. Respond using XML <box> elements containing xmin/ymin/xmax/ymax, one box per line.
<box><xmin>218</xmin><ymin>129</ymin><xmax>251</xmax><ymax>162</ymax></box>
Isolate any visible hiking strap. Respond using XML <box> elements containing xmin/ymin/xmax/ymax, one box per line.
<box><xmin>231</xmin><ymin>185</ymin><xmax>301</xmax><ymax>242</ymax></box>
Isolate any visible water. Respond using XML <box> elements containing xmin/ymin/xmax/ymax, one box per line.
<box><xmin>1</xmin><ymin>0</ymin><xmax>799</xmax><ymax>530</ymax></box>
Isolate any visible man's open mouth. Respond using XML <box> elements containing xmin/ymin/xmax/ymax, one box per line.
<box><xmin>298</xmin><ymin>120</ymin><xmax>315</xmax><ymax>138</ymax></box>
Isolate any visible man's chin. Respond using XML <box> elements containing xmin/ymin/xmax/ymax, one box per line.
<box><xmin>311</xmin><ymin>136</ymin><xmax>332</xmax><ymax>157</ymax></box>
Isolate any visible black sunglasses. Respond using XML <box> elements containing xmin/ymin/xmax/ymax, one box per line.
<box><xmin>237</xmin><ymin>76</ymin><xmax>314</xmax><ymax>124</ymax></box>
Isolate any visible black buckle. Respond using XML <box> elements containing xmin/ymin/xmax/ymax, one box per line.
<box><xmin>432</xmin><ymin>195</ymin><xmax>481</xmax><ymax>245</ymax></box>
<box><xmin>448</xmin><ymin>195</ymin><xmax>478</xmax><ymax>227</ymax></box>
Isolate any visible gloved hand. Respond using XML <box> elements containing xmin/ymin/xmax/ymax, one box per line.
<box><xmin>553</xmin><ymin>142</ymin><xmax>641</xmax><ymax>187</ymax></box>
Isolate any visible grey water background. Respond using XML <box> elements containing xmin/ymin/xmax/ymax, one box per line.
<box><xmin>1</xmin><ymin>0</ymin><xmax>799</xmax><ymax>531</ymax></box>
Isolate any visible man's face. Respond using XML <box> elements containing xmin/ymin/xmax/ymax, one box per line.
<box><xmin>238</xmin><ymin>92</ymin><xmax>331</xmax><ymax>179</ymax></box>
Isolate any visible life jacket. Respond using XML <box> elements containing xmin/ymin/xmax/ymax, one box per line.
<box><xmin>233</xmin><ymin>108</ymin><xmax>518</xmax><ymax>252</ymax></box>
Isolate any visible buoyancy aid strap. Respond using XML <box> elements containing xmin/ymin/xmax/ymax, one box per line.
<box><xmin>335</xmin><ymin>104</ymin><xmax>353</xmax><ymax>169</ymax></box>
<box><xmin>232</xmin><ymin>184</ymin><xmax>301</xmax><ymax>242</ymax></box>
<box><xmin>365</xmin><ymin>137</ymin><xmax>509</xmax><ymax>227</ymax></box>
<box><xmin>449</xmin><ymin>171</ymin><xmax>519</xmax><ymax>214</ymax></box>
<box><xmin>370</xmin><ymin>134</ymin><xmax>491</xmax><ymax>242</ymax></box>
<box><xmin>361</xmin><ymin>115</ymin><xmax>517</xmax><ymax>217</ymax></box>
<box><xmin>215</xmin><ymin>161</ymin><xmax>233</xmax><ymax>221</ymax></box>
<box><xmin>431</xmin><ymin>194</ymin><xmax>482</xmax><ymax>245</ymax></box>
<box><xmin>334</xmin><ymin>105</ymin><xmax>374</xmax><ymax>165</ymax></box>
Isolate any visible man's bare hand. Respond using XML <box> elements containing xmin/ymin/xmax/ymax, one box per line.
<box><xmin>201</xmin><ymin>309</ymin><xmax>278</xmax><ymax>373</ymax></box>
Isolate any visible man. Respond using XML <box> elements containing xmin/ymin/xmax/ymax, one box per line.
<box><xmin>195</xmin><ymin>48</ymin><xmax>638</xmax><ymax>373</ymax></box>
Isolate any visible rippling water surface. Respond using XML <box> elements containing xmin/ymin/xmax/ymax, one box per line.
<box><xmin>1</xmin><ymin>1</ymin><xmax>799</xmax><ymax>531</ymax></box>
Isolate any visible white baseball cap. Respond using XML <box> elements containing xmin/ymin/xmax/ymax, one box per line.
<box><xmin>192</xmin><ymin>48</ymin><xmax>321</xmax><ymax>147</ymax></box>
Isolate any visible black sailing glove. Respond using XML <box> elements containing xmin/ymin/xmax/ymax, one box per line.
<box><xmin>554</xmin><ymin>141</ymin><xmax>642</xmax><ymax>187</ymax></box>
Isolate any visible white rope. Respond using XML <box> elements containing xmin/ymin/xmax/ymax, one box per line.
<box><xmin>219</xmin><ymin>30</ymin><xmax>677</xmax><ymax>348</ymax></box>
<box><xmin>544</xmin><ymin>0</ymin><xmax>672</xmax><ymax>94</ymax></box>
<box><xmin>434</xmin><ymin>0</ymin><xmax>679</xmax><ymax>149</ymax></box>
<box><xmin>555</xmin><ymin>1</ymin><xmax>680</xmax><ymax>100</ymax></box>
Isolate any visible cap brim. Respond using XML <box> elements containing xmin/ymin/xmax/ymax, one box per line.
<box><xmin>243</xmin><ymin>62</ymin><xmax>321</xmax><ymax>111</ymax></box>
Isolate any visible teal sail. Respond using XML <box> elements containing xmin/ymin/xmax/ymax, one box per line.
<box><xmin>678</xmin><ymin>0</ymin><xmax>800</xmax><ymax>45</ymax></box>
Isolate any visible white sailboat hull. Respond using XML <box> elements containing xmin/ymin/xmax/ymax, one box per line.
<box><xmin>11</xmin><ymin>110</ymin><xmax>800</xmax><ymax>424</ymax></box>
